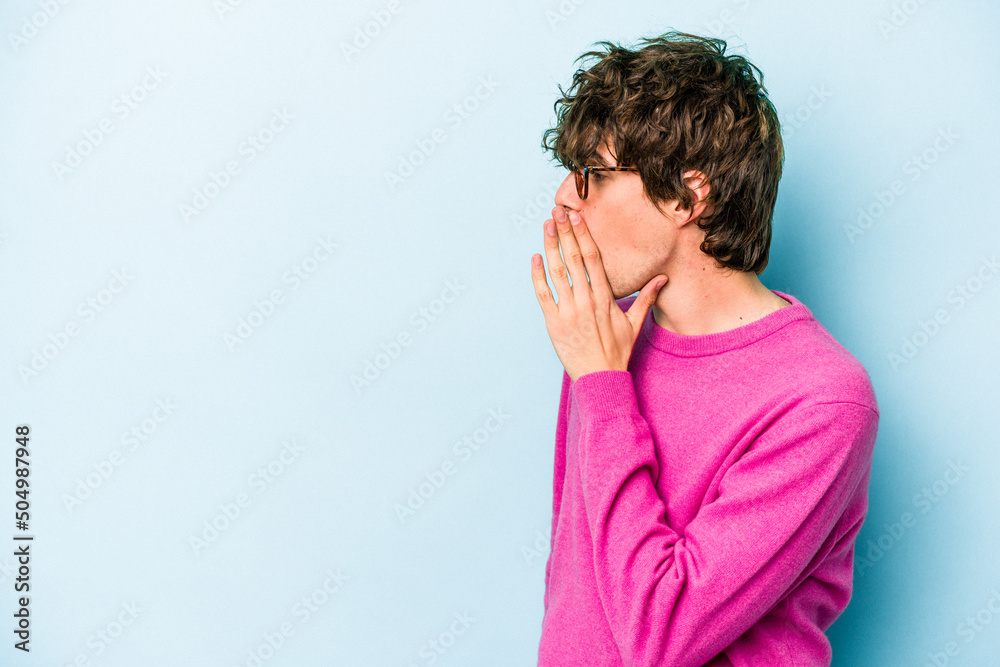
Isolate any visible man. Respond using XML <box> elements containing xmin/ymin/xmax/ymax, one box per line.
<box><xmin>530</xmin><ymin>31</ymin><xmax>880</xmax><ymax>666</ymax></box>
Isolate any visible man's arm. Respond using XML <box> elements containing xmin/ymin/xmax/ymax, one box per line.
<box><xmin>572</xmin><ymin>369</ymin><xmax>878</xmax><ymax>667</ymax></box>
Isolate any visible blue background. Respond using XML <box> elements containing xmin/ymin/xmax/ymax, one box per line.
<box><xmin>1</xmin><ymin>1</ymin><xmax>998</xmax><ymax>665</ymax></box>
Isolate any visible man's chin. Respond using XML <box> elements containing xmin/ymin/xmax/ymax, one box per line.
<box><xmin>603</xmin><ymin>270</ymin><xmax>637</xmax><ymax>300</ymax></box>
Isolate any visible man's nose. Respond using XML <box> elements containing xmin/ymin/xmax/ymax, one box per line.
<box><xmin>554</xmin><ymin>172</ymin><xmax>580</xmax><ymax>211</ymax></box>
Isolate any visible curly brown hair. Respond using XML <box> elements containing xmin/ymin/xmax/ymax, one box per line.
<box><xmin>540</xmin><ymin>30</ymin><xmax>784</xmax><ymax>275</ymax></box>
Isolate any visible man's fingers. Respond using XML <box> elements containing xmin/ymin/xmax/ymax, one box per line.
<box><xmin>566</xmin><ymin>210</ymin><xmax>612</xmax><ymax>306</ymax></box>
<box><xmin>531</xmin><ymin>253</ymin><xmax>558</xmax><ymax>319</ymax></box>
<box><xmin>553</xmin><ymin>208</ymin><xmax>589</xmax><ymax>302</ymax></box>
<box><xmin>542</xmin><ymin>219</ymin><xmax>573</xmax><ymax>305</ymax></box>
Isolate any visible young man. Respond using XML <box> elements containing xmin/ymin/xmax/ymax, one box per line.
<box><xmin>530</xmin><ymin>32</ymin><xmax>880</xmax><ymax>666</ymax></box>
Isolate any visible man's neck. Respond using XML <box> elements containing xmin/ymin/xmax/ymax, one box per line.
<box><xmin>650</xmin><ymin>266</ymin><xmax>790</xmax><ymax>337</ymax></box>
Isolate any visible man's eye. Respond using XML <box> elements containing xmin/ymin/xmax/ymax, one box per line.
<box><xmin>593</xmin><ymin>173</ymin><xmax>605</xmax><ymax>181</ymax></box>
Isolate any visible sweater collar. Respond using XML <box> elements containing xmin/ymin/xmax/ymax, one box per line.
<box><xmin>640</xmin><ymin>289</ymin><xmax>814</xmax><ymax>357</ymax></box>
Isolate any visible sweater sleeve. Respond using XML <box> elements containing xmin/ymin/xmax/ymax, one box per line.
<box><xmin>571</xmin><ymin>370</ymin><xmax>879</xmax><ymax>667</ymax></box>
<box><xmin>543</xmin><ymin>369</ymin><xmax>573</xmax><ymax>612</ymax></box>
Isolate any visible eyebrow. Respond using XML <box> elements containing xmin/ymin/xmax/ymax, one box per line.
<box><xmin>580</xmin><ymin>153</ymin><xmax>612</xmax><ymax>168</ymax></box>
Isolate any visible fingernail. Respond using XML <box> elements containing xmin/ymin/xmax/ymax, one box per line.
<box><xmin>545</xmin><ymin>221</ymin><xmax>556</xmax><ymax>235</ymax></box>
<box><xmin>569</xmin><ymin>211</ymin><xmax>580</xmax><ymax>225</ymax></box>
<box><xmin>554</xmin><ymin>208</ymin><xmax>566</xmax><ymax>221</ymax></box>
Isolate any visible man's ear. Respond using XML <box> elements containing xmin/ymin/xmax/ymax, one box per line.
<box><xmin>681</xmin><ymin>170</ymin><xmax>712</xmax><ymax>221</ymax></box>
<box><xmin>683</xmin><ymin>169</ymin><xmax>711</xmax><ymax>202</ymax></box>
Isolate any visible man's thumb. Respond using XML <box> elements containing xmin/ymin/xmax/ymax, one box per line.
<box><xmin>626</xmin><ymin>275</ymin><xmax>667</xmax><ymax>328</ymax></box>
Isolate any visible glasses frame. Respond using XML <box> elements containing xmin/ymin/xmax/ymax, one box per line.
<box><xmin>573</xmin><ymin>165</ymin><xmax>639</xmax><ymax>200</ymax></box>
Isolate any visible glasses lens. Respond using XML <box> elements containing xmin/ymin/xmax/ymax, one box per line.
<box><xmin>574</xmin><ymin>169</ymin><xmax>586</xmax><ymax>199</ymax></box>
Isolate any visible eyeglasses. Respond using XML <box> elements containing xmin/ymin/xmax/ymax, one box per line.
<box><xmin>572</xmin><ymin>164</ymin><xmax>639</xmax><ymax>200</ymax></box>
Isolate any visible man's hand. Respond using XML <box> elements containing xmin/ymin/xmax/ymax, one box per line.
<box><xmin>531</xmin><ymin>206</ymin><xmax>667</xmax><ymax>382</ymax></box>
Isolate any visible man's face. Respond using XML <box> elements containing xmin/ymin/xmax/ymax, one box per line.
<box><xmin>553</xmin><ymin>139</ymin><xmax>684</xmax><ymax>299</ymax></box>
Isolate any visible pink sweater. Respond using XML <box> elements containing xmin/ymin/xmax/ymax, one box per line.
<box><xmin>537</xmin><ymin>290</ymin><xmax>880</xmax><ymax>666</ymax></box>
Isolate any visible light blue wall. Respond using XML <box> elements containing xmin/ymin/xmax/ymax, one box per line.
<box><xmin>1</xmin><ymin>1</ymin><xmax>997</xmax><ymax>665</ymax></box>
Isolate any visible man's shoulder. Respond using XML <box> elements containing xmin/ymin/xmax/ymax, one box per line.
<box><xmin>774</xmin><ymin>316</ymin><xmax>879</xmax><ymax>416</ymax></box>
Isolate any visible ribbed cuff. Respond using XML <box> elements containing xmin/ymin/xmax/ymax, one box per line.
<box><xmin>570</xmin><ymin>370</ymin><xmax>638</xmax><ymax>422</ymax></box>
